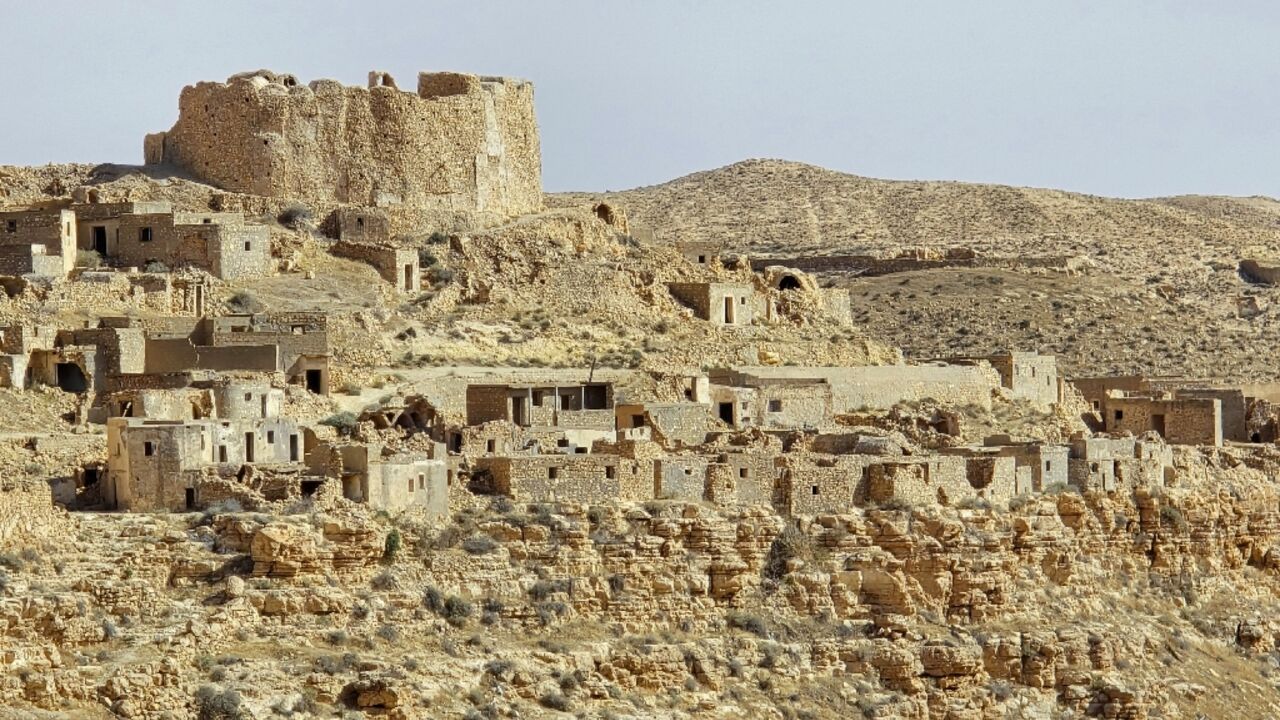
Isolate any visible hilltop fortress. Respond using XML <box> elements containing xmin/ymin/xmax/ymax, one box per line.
<box><xmin>144</xmin><ymin>69</ymin><xmax>542</xmax><ymax>217</ymax></box>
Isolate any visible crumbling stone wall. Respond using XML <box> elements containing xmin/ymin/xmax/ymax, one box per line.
<box><xmin>655</xmin><ymin>456</ymin><xmax>709</xmax><ymax>500</ymax></box>
<box><xmin>0</xmin><ymin>479</ymin><xmax>68</xmax><ymax>549</ymax></box>
<box><xmin>331</xmin><ymin>240</ymin><xmax>419</xmax><ymax>293</ymax></box>
<box><xmin>668</xmin><ymin>282</ymin><xmax>755</xmax><ymax>326</ymax></box>
<box><xmin>477</xmin><ymin>454</ymin><xmax>653</xmax><ymax>503</ymax></box>
<box><xmin>146</xmin><ymin>70</ymin><xmax>542</xmax><ymax>216</ymax></box>
<box><xmin>615</xmin><ymin>402</ymin><xmax>710</xmax><ymax>447</ymax></box>
<box><xmin>1101</xmin><ymin>395</ymin><xmax>1223</xmax><ymax>446</ymax></box>
<box><xmin>720</xmin><ymin>365</ymin><xmax>1002</xmax><ymax>413</ymax></box>
<box><xmin>0</xmin><ymin>208</ymin><xmax>75</xmax><ymax>277</ymax></box>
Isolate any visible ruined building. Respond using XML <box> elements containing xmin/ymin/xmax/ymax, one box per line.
<box><xmin>145</xmin><ymin>70</ymin><xmax>542</xmax><ymax>217</ymax></box>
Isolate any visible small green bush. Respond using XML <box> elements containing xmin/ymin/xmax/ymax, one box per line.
<box><xmin>442</xmin><ymin>596</ymin><xmax>473</xmax><ymax>627</ymax></box>
<box><xmin>226</xmin><ymin>290</ymin><xmax>264</xmax><ymax>314</ymax></box>
<box><xmin>277</xmin><ymin>203</ymin><xmax>313</xmax><ymax>229</ymax></box>
<box><xmin>461</xmin><ymin>535</ymin><xmax>498</xmax><ymax>556</ymax></box>
<box><xmin>727</xmin><ymin>611</ymin><xmax>769</xmax><ymax>638</ymax></box>
<box><xmin>195</xmin><ymin>685</ymin><xmax>244</xmax><ymax>720</ymax></box>
<box><xmin>1160</xmin><ymin>505</ymin><xmax>1189</xmax><ymax>533</ymax></box>
<box><xmin>529</xmin><ymin>578</ymin><xmax>573</xmax><ymax>601</ymax></box>
<box><xmin>76</xmin><ymin>249</ymin><xmax>101</xmax><ymax>268</ymax></box>
<box><xmin>382</xmin><ymin>529</ymin><xmax>401</xmax><ymax>561</ymax></box>
<box><xmin>319</xmin><ymin>412</ymin><xmax>358</xmax><ymax>436</ymax></box>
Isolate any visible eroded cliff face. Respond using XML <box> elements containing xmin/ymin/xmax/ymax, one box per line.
<box><xmin>5</xmin><ymin>451</ymin><xmax>1280</xmax><ymax>719</ymax></box>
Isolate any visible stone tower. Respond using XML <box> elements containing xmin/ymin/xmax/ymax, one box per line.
<box><xmin>145</xmin><ymin>69</ymin><xmax>542</xmax><ymax>217</ymax></box>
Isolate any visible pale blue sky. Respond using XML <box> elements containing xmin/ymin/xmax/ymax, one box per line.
<box><xmin>2</xmin><ymin>1</ymin><xmax>1277</xmax><ymax>197</ymax></box>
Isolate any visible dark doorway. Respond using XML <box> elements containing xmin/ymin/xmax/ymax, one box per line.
<box><xmin>289</xmin><ymin>434</ymin><xmax>299</xmax><ymax>462</ymax></box>
<box><xmin>301</xmin><ymin>480</ymin><xmax>322</xmax><ymax>497</ymax></box>
<box><xmin>512</xmin><ymin>397</ymin><xmax>528</xmax><ymax>426</ymax></box>
<box><xmin>92</xmin><ymin>226</ymin><xmax>107</xmax><ymax>254</ymax></box>
<box><xmin>55</xmin><ymin>363</ymin><xmax>87</xmax><ymax>393</ymax></box>
<box><xmin>82</xmin><ymin>467</ymin><xmax>100</xmax><ymax>487</ymax></box>
<box><xmin>244</xmin><ymin>433</ymin><xmax>255</xmax><ymax>463</ymax></box>
<box><xmin>404</xmin><ymin>264</ymin><xmax>414</xmax><ymax>290</ymax></box>
<box><xmin>1151</xmin><ymin>414</ymin><xmax>1166</xmax><ymax>437</ymax></box>
<box><xmin>718</xmin><ymin>402</ymin><xmax>735</xmax><ymax>424</ymax></box>
<box><xmin>778</xmin><ymin>275</ymin><xmax>802</xmax><ymax>291</ymax></box>
<box><xmin>305</xmin><ymin>369</ymin><xmax>323</xmax><ymax>394</ymax></box>
<box><xmin>184</xmin><ymin>488</ymin><xmax>196</xmax><ymax>510</ymax></box>
<box><xmin>724</xmin><ymin>296</ymin><xmax>735</xmax><ymax>324</ymax></box>
<box><xmin>1252</xmin><ymin>432</ymin><xmax>1262</xmax><ymax>443</ymax></box>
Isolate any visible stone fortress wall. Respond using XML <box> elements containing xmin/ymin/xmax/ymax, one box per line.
<box><xmin>145</xmin><ymin>69</ymin><xmax>542</xmax><ymax>217</ymax></box>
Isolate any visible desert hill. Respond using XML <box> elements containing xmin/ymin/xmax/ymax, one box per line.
<box><xmin>558</xmin><ymin>160</ymin><xmax>1280</xmax><ymax>379</ymax></box>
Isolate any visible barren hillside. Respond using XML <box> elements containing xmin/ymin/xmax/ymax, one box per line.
<box><xmin>557</xmin><ymin>160</ymin><xmax>1280</xmax><ymax>379</ymax></box>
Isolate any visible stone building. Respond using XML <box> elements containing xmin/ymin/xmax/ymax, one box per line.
<box><xmin>706</xmin><ymin>369</ymin><xmax>834</xmax><ymax>429</ymax></box>
<box><xmin>100</xmin><ymin>374</ymin><xmax>283</xmax><ymax>423</ymax></box>
<box><xmin>615</xmin><ymin>402</ymin><xmax>710</xmax><ymax>447</ymax></box>
<box><xmin>1098</xmin><ymin>392</ymin><xmax>1222</xmax><ymax>446</ymax></box>
<box><xmin>145</xmin><ymin>69</ymin><xmax>542</xmax><ymax>216</ymax></box>
<box><xmin>331</xmin><ymin>239</ymin><xmax>420</xmax><ymax>293</ymax></box>
<box><xmin>0</xmin><ymin>320</ymin><xmax>149</xmax><ymax>396</ymax></box>
<box><xmin>674</xmin><ymin>240</ymin><xmax>723</xmax><ymax>268</ymax></box>
<box><xmin>71</xmin><ymin>200</ymin><xmax>271</xmax><ymax>279</ymax></box>
<box><xmin>983</xmin><ymin>439</ymin><xmax>1069</xmax><ymax>493</ymax></box>
<box><xmin>944</xmin><ymin>351</ymin><xmax>1060</xmax><ymax>408</ymax></box>
<box><xmin>654</xmin><ymin>456</ymin><xmax>710</xmax><ymax>500</ymax></box>
<box><xmin>1071</xmin><ymin>375</ymin><xmax>1255</xmax><ymax>442</ymax></box>
<box><xmin>704</xmin><ymin>451</ymin><xmax>780</xmax><ymax>507</ymax></box>
<box><xmin>473</xmin><ymin>453</ymin><xmax>653</xmax><ymax>504</ymax></box>
<box><xmin>310</xmin><ymin>441</ymin><xmax>447</xmax><ymax>517</ymax></box>
<box><xmin>143</xmin><ymin>313</ymin><xmax>330</xmax><ymax>395</ymax></box>
<box><xmin>718</xmin><ymin>364</ymin><xmax>1003</xmax><ymax>413</ymax></box>
<box><xmin>465</xmin><ymin>382</ymin><xmax>614</xmax><ymax>429</ymax></box>
<box><xmin>0</xmin><ymin>207</ymin><xmax>77</xmax><ymax>278</ymax></box>
<box><xmin>1068</xmin><ymin>436</ymin><xmax>1172</xmax><ymax>492</ymax></box>
<box><xmin>667</xmin><ymin>282</ymin><xmax>756</xmax><ymax>326</ymax></box>
<box><xmin>0</xmin><ymin>325</ymin><xmax>56</xmax><ymax>389</ymax></box>
<box><xmin>104</xmin><ymin>415</ymin><xmax>305</xmax><ymax>511</ymax></box>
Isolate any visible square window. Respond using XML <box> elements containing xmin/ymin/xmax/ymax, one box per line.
<box><xmin>605</xmin><ymin>466</ymin><xmax>616</xmax><ymax>479</ymax></box>
<box><xmin>5</xmin><ymin>220</ymin><xmax>15</xmax><ymax>233</ymax></box>
<box><xmin>811</xmin><ymin>485</ymin><xmax>819</xmax><ymax>495</ymax></box>
<box><xmin>267</xmin><ymin>431</ymin><xmax>275</xmax><ymax>443</ymax></box>
<box><xmin>1114</xmin><ymin>409</ymin><xmax>1124</xmax><ymax>421</ymax></box>
<box><xmin>548</xmin><ymin>467</ymin><xmax>559</xmax><ymax>479</ymax></box>
<box><xmin>244</xmin><ymin>241</ymin><xmax>251</xmax><ymax>251</ymax></box>
<box><xmin>144</xmin><ymin>441</ymin><xmax>155</xmax><ymax>456</ymax></box>
<box><xmin>407</xmin><ymin>477</ymin><xmax>415</xmax><ymax>493</ymax></box>
<box><xmin>768</xmin><ymin>399</ymin><xmax>782</xmax><ymax>412</ymax></box>
<box><xmin>139</xmin><ymin>227</ymin><xmax>152</xmax><ymax>242</ymax></box>
<box><xmin>486</xmin><ymin>439</ymin><xmax>496</xmax><ymax>453</ymax></box>
<box><xmin>697</xmin><ymin>255</ymin><xmax>706</xmax><ymax>263</ymax></box>
<box><xmin>244</xmin><ymin>393</ymin><xmax>252</xmax><ymax>401</ymax></box>
<box><xmin>739</xmin><ymin>468</ymin><xmax>748</xmax><ymax>478</ymax></box>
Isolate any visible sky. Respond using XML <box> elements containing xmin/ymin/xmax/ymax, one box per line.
<box><xmin>1</xmin><ymin>1</ymin><xmax>1278</xmax><ymax>198</ymax></box>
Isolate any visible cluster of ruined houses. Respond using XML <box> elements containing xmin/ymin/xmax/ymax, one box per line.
<box><xmin>0</xmin><ymin>194</ymin><xmax>424</xmax><ymax>294</ymax></box>
<box><xmin>47</xmin><ymin>336</ymin><xmax>1273</xmax><ymax>523</ymax></box>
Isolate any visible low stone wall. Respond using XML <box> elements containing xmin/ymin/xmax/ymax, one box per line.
<box><xmin>0</xmin><ymin>479</ymin><xmax>68</xmax><ymax>550</ymax></box>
